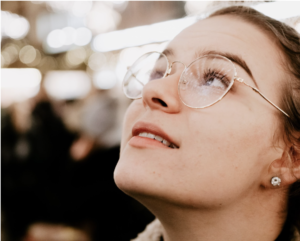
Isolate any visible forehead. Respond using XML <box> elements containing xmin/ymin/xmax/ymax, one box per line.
<box><xmin>166</xmin><ymin>15</ymin><xmax>285</xmax><ymax>94</ymax></box>
<box><xmin>168</xmin><ymin>15</ymin><xmax>279</xmax><ymax>61</ymax></box>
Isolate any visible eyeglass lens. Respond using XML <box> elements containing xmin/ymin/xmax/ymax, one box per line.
<box><xmin>123</xmin><ymin>52</ymin><xmax>168</xmax><ymax>99</ymax></box>
<box><xmin>123</xmin><ymin>52</ymin><xmax>236</xmax><ymax>108</ymax></box>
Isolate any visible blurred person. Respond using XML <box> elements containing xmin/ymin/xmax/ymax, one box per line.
<box><xmin>69</xmin><ymin>91</ymin><xmax>120</xmax><ymax>161</ymax></box>
<box><xmin>63</xmin><ymin>91</ymin><xmax>155</xmax><ymax>240</ymax></box>
<box><xmin>114</xmin><ymin>6</ymin><xmax>300</xmax><ymax>241</ymax></box>
<box><xmin>2</xmin><ymin>89</ymin><xmax>154</xmax><ymax>240</ymax></box>
<box><xmin>1</xmin><ymin>97</ymin><xmax>77</xmax><ymax>240</ymax></box>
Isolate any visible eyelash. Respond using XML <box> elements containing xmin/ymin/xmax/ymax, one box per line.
<box><xmin>203</xmin><ymin>69</ymin><xmax>230</xmax><ymax>86</ymax></box>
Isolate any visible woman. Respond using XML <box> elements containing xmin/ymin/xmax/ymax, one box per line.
<box><xmin>114</xmin><ymin>6</ymin><xmax>300</xmax><ymax>241</ymax></box>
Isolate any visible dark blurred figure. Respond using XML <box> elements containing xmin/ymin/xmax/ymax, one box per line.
<box><xmin>2</xmin><ymin>101</ymin><xmax>77</xmax><ymax>240</ymax></box>
<box><xmin>2</xmin><ymin>99</ymin><xmax>154</xmax><ymax>241</ymax></box>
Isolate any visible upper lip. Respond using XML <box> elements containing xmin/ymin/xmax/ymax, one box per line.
<box><xmin>132</xmin><ymin>121</ymin><xmax>179</xmax><ymax>148</ymax></box>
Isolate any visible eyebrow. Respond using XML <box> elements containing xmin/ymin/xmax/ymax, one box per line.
<box><xmin>162</xmin><ymin>48</ymin><xmax>259</xmax><ymax>89</ymax></box>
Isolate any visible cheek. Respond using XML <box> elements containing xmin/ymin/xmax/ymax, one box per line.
<box><xmin>175</xmin><ymin>110</ymin><xmax>276</xmax><ymax>203</ymax></box>
<box><xmin>115</xmin><ymin>97</ymin><xmax>279</xmax><ymax>208</ymax></box>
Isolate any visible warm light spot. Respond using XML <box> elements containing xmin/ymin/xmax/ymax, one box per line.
<box><xmin>19</xmin><ymin>45</ymin><xmax>37</xmax><ymax>64</ymax></box>
<box><xmin>1</xmin><ymin>68</ymin><xmax>42</xmax><ymax>107</ymax></box>
<box><xmin>88</xmin><ymin>53</ymin><xmax>107</xmax><ymax>71</ymax></box>
<box><xmin>47</xmin><ymin>29</ymin><xmax>67</xmax><ymax>48</ymax></box>
<box><xmin>73</xmin><ymin>28</ymin><xmax>92</xmax><ymax>46</ymax></box>
<box><xmin>44</xmin><ymin>71</ymin><xmax>91</xmax><ymax>100</ymax></box>
<box><xmin>65</xmin><ymin>47</ymin><xmax>87</xmax><ymax>67</ymax></box>
<box><xmin>93</xmin><ymin>70</ymin><xmax>118</xmax><ymax>89</ymax></box>
<box><xmin>1</xmin><ymin>11</ymin><xmax>30</xmax><ymax>40</ymax></box>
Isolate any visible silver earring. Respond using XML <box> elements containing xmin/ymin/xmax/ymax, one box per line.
<box><xmin>271</xmin><ymin>177</ymin><xmax>281</xmax><ymax>187</ymax></box>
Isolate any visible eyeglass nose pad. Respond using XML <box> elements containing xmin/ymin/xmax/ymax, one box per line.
<box><xmin>167</xmin><ymin>61</ymin><xmax>186</xmax><ymax>77</ymax></box>
<box><xmin>166</xmin><ymin>68</ymin><xmax>172</xmax><ymax>75</ymax></box>
<box><xmin>181</xmin><ymin>77</ymin><xmax>187</xmax><ymax>84</ymax></box>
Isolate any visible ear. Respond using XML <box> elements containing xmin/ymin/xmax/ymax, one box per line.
<box><xmin>268</xmin><ymin>145</ymin><xmax>300</xmax><ymax>188</ymax></box>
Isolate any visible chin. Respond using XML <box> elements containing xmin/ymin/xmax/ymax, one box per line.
<box><xmin>113</xmin><ymin>150</ymin><xmax>171</xmax><ymax>206</ymax></box>
<box><xmin>114</xmin><ymin>153</ymin><xmax>153</xmax><ymax>197</ymax></box>
<box><xmin>113</xmin><ymin>158</ymin><xmax>136</xmax><ymax>194</ymax></box>
<box><xmin>114</xmin><ymin>154</ymin><xmax>187</xmax><ymax>209</ymax></box>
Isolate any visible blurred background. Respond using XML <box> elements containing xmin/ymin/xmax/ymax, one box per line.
<box><xmin>1</xmin><ymin>1</ymin><xmax>300</xmax><ymax>241</ymax></box>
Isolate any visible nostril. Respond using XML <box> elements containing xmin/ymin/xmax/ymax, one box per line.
<box><xmin>152</xmin><ymin>98</ymin><xmax>167</xmax><ymax>107</ymax></box>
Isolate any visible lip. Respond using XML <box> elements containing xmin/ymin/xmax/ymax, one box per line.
<box><xmin>131</xmin><ymin>121</ymin><xmax>179</xmax><ymax>148</ymax></box>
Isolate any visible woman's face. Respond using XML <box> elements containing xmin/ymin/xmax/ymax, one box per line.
<box><xmin>114</xmin><ymin>15</ymin><xmax>285</xmax><ymax>209</ymax></box>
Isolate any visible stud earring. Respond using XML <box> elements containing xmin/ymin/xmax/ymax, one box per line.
<box><xmin>271</xmin><ymin>177</ymin><xmax>281</xmax><ymax>187</ymax></box>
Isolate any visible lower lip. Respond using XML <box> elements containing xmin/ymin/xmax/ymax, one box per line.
<box><xmin>129</xmin><ymin>136</ymin><xmax>170</xmax><ymax>149</ymax></box>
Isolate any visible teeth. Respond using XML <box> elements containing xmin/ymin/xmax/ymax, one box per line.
<box><xmin>138</xmin><ymin>132</ymin><xmax>177</xmax><ymax>149</ymax></box>
<box><xmin>162</xmin><ymin>139</ymin><xmax>170</xmax><ymax>146</ymax></box>
<box><xmin>154</xmin><ymin>135</ymin><xmax>163</xmax><ymax>142</ymax></box>
<box><xmin>148</xmin><ymin>133</ymin><xmax>155</xmax><ymax>139</ymax></box>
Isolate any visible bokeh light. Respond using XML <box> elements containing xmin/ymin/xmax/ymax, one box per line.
<box><xmin>1</xmin><ymin>43</ymin><xmax>20</xmax><ymax>67</ymax></box>
<box><xmin>92</xmin><ymin>17</ymin><xmax>197</xmax><ymax>52</ymax></box>
<box><xmin>87</xmin><ymin>53</ymin><xmax>107</xmax><ymax>71</ymax></box>
<box><xmin>44</xmin><ymin>71</ymin><xmax>91</xmax><ymax>100</ymax></box>
<box><xmin>111</xmin><ymin>1</ymin><xmax>128</xmax><ymax>12</ymax></box>
<box><xmin>93</xmin><ymin>70</ymin><xmax>118</xmax><ymax>89</ymax></box>
<box><xmin>296</xmin><ymin>22</ymin><xmax>300</xmax><ymax>33</ymax></box>
<box><xmin>47</xmin><ymin>29</ymin><xmax>67</xmax><ymax>48</ymax></box>
<box><xmin>1</xmin><ymin>68</ymin><xmax>42</xmax><ymax>107</ymax></box>
<box><xmin>119</xmin><ymin>47</ymin><xmax>143</xmax><ymax>66</ymax></box>
<box><xmin>27</xmin><ymin>49</ymin><xmax>42</xmax><ymax>67</ymax></box>
<box><xmin>62</xmin><ymin>27</ymin><xmax>76</xmax><ymax>45</ymax></box>
<box><xmin>1</xmin><ymin>11</ymin><xmax>30</xmax><ymax>40</ymax></box>
<box><xmin>47</xmin><ymin>27</ymin><xmax>92</xmax><ymax>49</ymax></box>
<box><xmin>184</xmin><ymin>1</ymin><xmax>211</xmax><ymax>15</ymax></box>
<box><xmin>86</xmin><ymin>2</ymin><xmax>121</xmax><ymax>35</ymax></box>
<box><xmin>46</xmin><ymin>2</ymin><xmax>73</xmax><ymax>13</ymax></box>
<box><xmin>254</xmin><ymin>1</ymin><xmax>300</xmax><ymax>20</ymax></box>
<box><xmin>71</xmin><ymin>1</ymin><xmax>93</xmax><ymax>17</ymax></box>
<box><xmin>19</xmin><ymin>45</ymin><xmax>37</xmax><ymax>65</ymax></box>
<box><xmin>73</xmin><ymin>28</ymin><xmax>92</xmax><ymax>46</ymax></box>
<box><xmin>65</xmin><ymin>47</ymin><xmax>87</xmax><ymax>67</ymax></box>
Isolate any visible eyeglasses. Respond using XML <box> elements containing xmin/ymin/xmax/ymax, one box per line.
<box><xmin>122</xmin><ymin>51</ymin><xmax>290</xmax><ymax>118</ymax></box>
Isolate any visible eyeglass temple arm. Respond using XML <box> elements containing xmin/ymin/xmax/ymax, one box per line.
<box><xmin>235</xmin><ymin>78</ymin><xmax>290</xmax><ymax>118</ymax></box>
<box><xmin>127</xmin><ymin>67</ymin><xmax>145</xmax><ymax>87</ymax></box>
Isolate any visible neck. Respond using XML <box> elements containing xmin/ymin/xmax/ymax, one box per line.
<box><xmin>139</xmin><ymin>188</ymin><xmax>287</xmax><ymax>241</ymax></box>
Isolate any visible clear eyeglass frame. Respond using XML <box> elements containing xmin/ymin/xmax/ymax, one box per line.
<box><xmin>123</xmin><ymin>51</ymin><xmax>290</xmax><ymax>118</ymax></box>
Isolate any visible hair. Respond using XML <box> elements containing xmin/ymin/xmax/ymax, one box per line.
<box><xmin>209</xmin><ymin>6</ymin><xmax>300</xmax><ymax>241</ymax></box>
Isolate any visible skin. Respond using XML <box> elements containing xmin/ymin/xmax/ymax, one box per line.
<box><xmin>114</xmin><ymin>15</ymin><xmax>295</xmax><ymax>241</ymax></box>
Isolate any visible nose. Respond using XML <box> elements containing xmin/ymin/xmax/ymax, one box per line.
<box><xmin>142</xmin><ymin>62</ymin><xmax>185</xmax><ymax>113</ymax></box>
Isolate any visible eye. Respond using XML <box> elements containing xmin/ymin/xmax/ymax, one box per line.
<box><xmin>203</xmin><ymin>69</ymin><xmax>230</xmax><ymax>89</ymax></box>
<box><xmin>149</xmin><ymin>69</ymin><xmax>165</xmax><ymax>81</ymax></box>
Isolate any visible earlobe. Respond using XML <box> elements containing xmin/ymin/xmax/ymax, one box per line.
<box><xmin>268</xmin><ymin>147</ymin><xmax>300</xmax><ymax>188</ymax></box>
<box><xmin>271</xmin><ymin>177</ymin><xmax>281</xmax><ymax>187</ymax></box>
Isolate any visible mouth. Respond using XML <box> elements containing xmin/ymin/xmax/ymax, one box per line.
<box><xmin>137</xmin><ymin>132</ymin><xmax>178</xmax><ymax>149</ymax></box>
<box><xmin>132</xmin><ymin>122</ymin><xmax>179</xmax><ymax>149</ymax></box>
